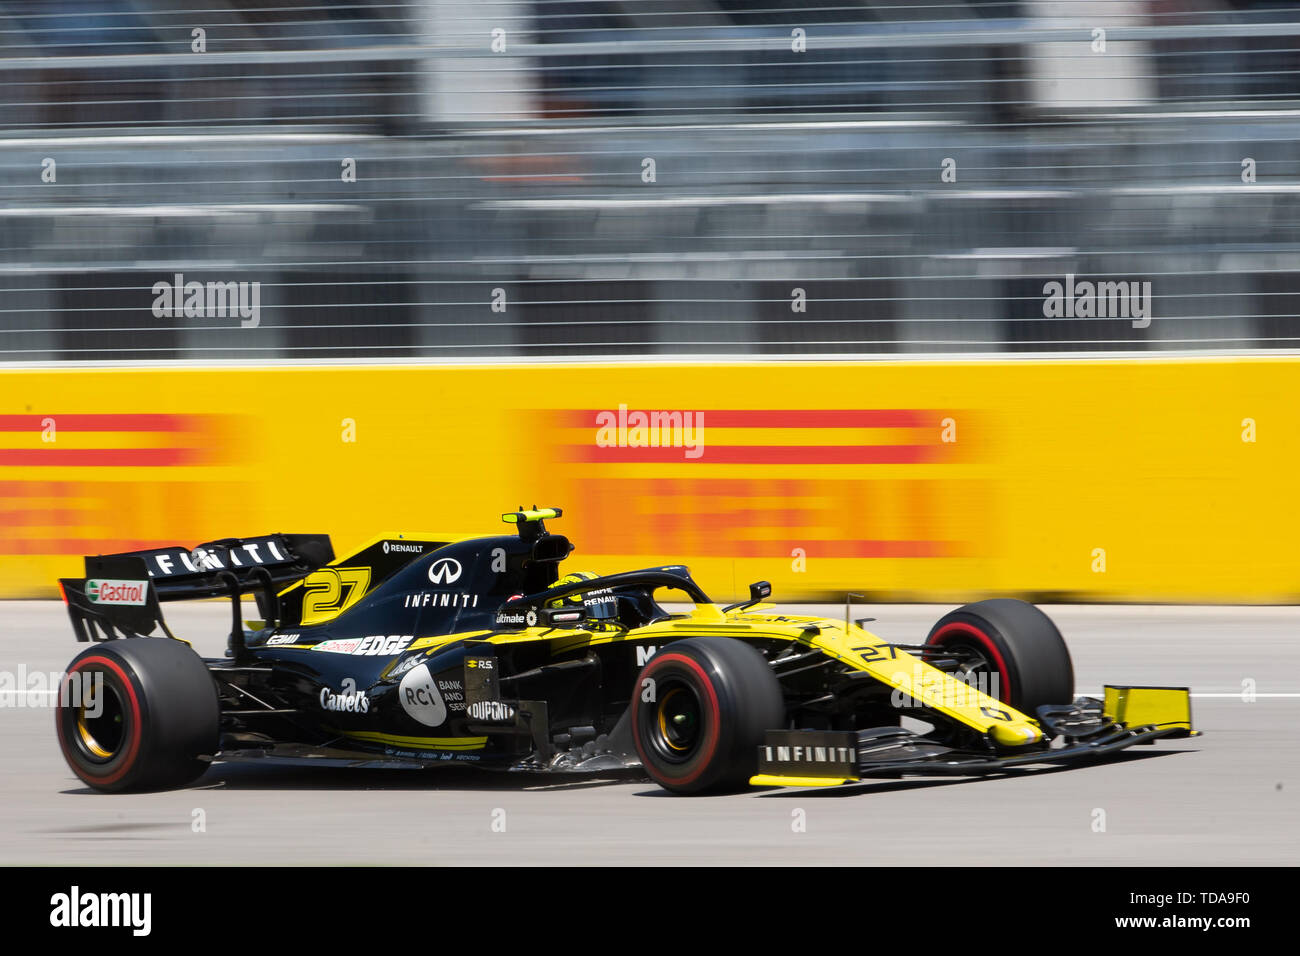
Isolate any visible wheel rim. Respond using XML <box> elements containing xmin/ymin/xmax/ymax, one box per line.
<box><xmin>650</xmin><ymin>681</ymin><xmax>703</xmax><ymax>763</ymax></box>
<box><xmin>935</xmin><ymin>637</ymin><xmax>1006</xmax><ymax>704</ymax></box>
<box><xmin>74</xmin><ymin>681</ymin><xmax>127</xmax><ymax>762</ymax></box>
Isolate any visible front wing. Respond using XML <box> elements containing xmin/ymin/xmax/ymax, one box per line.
<box><xmin>751</xmin><ymin>686</ymin><xmax>1198</xmax><ymax>788</ymax></box>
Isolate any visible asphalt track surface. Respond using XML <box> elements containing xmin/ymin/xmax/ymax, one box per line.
<box><xmin>1</xmin><ymin>601</ymin><xmax>1295</xmax><ymax>866</ymax></box>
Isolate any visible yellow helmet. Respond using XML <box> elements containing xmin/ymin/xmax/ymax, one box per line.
<box><xmin>548</xmin><ymin>571</ymin><xmax>620</xmax><ymax>623</ymax></box>
<box><xmin>548</xmin><ymin>571</ymin><xmax>600</xmax><ymax>609</ymax></box>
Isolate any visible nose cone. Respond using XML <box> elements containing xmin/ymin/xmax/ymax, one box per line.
<box><xmin>990</xmin><ymin>722</ymin><xmax>1043</xmax><ymax>747</ymax></box>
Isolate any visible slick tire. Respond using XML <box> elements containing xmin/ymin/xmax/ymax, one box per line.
<box><xmin>925</xmin><ymin>598</ymin><xmax>1074</xmax><ymax>715</ymax></box>
<box><xmin>632</xmin><ymin>636</ymin><xmax>784</xmax><ymax>794</ymax></box>
<box><xmin>56</xmin><ymin>638</ymin><xmax>220</xmax><ymax>792</ymax></box>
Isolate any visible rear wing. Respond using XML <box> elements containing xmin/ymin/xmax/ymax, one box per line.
<box><xmin>59</xmin><ymin>533</ymin><xmax>333</xmax><ymax>644</ymax></box>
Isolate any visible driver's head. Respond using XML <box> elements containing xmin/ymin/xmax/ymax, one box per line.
<box><xmin>548</xmin><ymin>571</ymin><xmax>619</xmax><ymax>622</ymax></box>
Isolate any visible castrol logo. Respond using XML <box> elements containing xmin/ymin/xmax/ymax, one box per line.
<box><xmin>86</xmin><ymin>579</ymin><xmax>148</xmax><ymax>606</ymax></box>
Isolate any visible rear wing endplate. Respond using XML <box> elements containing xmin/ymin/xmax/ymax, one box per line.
<box><xmin>59</xmin><ymin>533</ymin><xmax>332</xmax><ymax>645</ymax></box>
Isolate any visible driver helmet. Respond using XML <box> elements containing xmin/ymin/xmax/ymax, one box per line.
<box><xmin>549</xmin><ymin>571</ymin><xmax>619</xmax><ymax>622</ymax></box>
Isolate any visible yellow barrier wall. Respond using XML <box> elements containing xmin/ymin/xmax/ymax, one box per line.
<box><xmin>1</xmin><ymin>358</ymin><xmax>1294</xmax><ymax>602</ymax></box>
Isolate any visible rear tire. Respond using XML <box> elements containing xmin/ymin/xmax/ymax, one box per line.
<box><xmin>56</xmin><ymin>638</ymin><xmax>219</xmax><ymax>792</ymax></box>
<box><xmin>924</xmin><ymin>599</ymin><xmax>1074</xmax><ymax>716</ymax></box>
<box><xmin>632</xmin><ymin>636</ymin><xmax>784</xmax><ymax>794</ymax></box>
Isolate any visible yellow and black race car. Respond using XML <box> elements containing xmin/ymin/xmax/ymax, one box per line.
<box><xmin>54</xmin><ymin>508</ymin><xmax>1196</xmax><ymax>794</ymax></box>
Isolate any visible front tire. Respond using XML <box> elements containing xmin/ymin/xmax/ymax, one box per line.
<box><xmin>924</xmin><ymin>598</ymin><xmax>1074</xmax><ymax>716</ymax></box>
<box><xmin>632</xmin><ymin>636</ymin><xmax>784</xmax><ymax>794</ymax></box>
<box><xmin>56</xmin><ymin>638</ymin><xmax>219</xmax><ymax>792</ymax></box>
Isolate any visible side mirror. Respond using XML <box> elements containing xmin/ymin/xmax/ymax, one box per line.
<box><xmin>722</xmin><ymin>580</ymin><xmax>773</xmax><ymax>614</ymax></box>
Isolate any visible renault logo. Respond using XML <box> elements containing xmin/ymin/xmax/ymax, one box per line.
<box><xmin>427</xmin><ymin>558</ymin><xmax>463</xmax><ymax>585</ymax></box>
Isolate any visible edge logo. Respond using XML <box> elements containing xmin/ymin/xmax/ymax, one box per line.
<box><xmin>427</xmin><ymin>558</ymin><xmax>462</xmax><ymax>585</ymax></box>
<box><xmin>398</xmin><ymin>663</ymin><xmax>447</xmax><ymax>727</ymax></box>
<box><xmin>312</xmin><ymin>635</ymin><xmax>412</xmax><ymax>656</ymax></box>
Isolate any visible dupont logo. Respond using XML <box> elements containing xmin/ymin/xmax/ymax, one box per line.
<box><xmin>86</xmin><ymin>579</ymin><xmax>148</xmax><ymax>606</ymax></box>
<box><xmin>466</xmin><ymin>700</ymin><xmax>516</xmax><ymax>721</ymax></box>
<box><xmin>427</xmin><ymin>558</ymin><xmax>462</xmax><ymax>585</ymax></box>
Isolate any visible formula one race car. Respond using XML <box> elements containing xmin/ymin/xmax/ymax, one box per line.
<box><xmin>54</xmin><ymin>508</ymin><xmax>1196</xmax><ymax>794</ymax></box>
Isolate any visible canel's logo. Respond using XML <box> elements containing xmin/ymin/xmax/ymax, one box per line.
<box><xmin>319</xmin><ymin>684</ymin><xmax>370</xmax><ymax>713</ymax></box>
<box><xmin>427</xmin><ymin>558</ymin><xmax>462</xmax><ymax>585</ymax></box>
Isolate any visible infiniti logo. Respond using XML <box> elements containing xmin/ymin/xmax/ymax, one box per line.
<box><xmin>427</xmin><ymin>558</ymin><xmax>463</xmax><ymax>585</ymax></box>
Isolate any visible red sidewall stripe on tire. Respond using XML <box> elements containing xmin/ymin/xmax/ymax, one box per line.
<box><xmin>57</xmin><ymin>656</ymin><xmax>143</xmax><ymax>787</ymax></box>
<box><xmin>929</xmin><ymin>622</ymin><xmax>1014</xmax><ymax>705</ymax></box>
<box><xmin>635</xmin><ymin>653</ymin><xmax>722</xmax><ymax>787</ymax></box>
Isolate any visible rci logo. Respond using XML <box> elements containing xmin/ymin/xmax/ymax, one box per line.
<box><xmin>398</xmin><ymin>663</ymin><xmax>448</xmax><ymax>727</ymax></box>
<box><xmin>427</xmin><ymin>558</ymin><xmax>462</xmax><ymax>585</ymax></box>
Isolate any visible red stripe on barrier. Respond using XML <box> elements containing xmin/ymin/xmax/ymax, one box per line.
<box><xmin>0</xmin><ymin>448</ymin><xmax>197</xmax><ymax>467</ymax></box>
<box><xmin>559</xmin><ymin>409</ymin><xmax>932</xmax><ymax>428</ymax></box>
<box><xmin>804</xmin><ymin>539</ymin><xmax>954</xmax><ymax>559</ymax></box>
<box><xmin>565</xmin><ymin>444</ymin><xmax>936</xmax><ymax>465</ymax></box>
<box><xmin>0</xmin><ymin>414</ymin><xmax>188</xmax><ymax>432</ymax></box>
<box><xmin>690</xmin><ymin>409</ymin><xmax>930</xmax><ymax>428</ymax></box>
